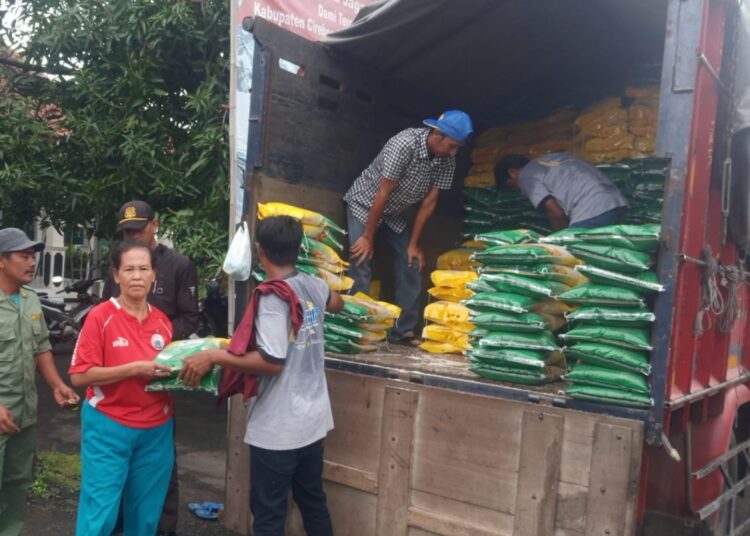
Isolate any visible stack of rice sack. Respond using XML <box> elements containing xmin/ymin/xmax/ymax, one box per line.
<box><xmin>463</xmin><ymin>188</ymin><xmax>546</xmax><ymax>237</ymax></box>
<box><xmin>573</xmin><ymin>97</ymin><xmax>633</xmax><ymax>164</ymax></box>
<box><xmin>256</xmin><ymin>202</ymin><xmax>353</xmax><ymax>292</ymax></box>
<box><xmin>626</xmin><ymin>85</ymin><xmax>660</xmax><ymax>157</ymax></box>
<box><xmin>324</xmin><ymin>293</ymin><xmax>401</xmax><ymax>354</ymax></box>
<box><xmin>420</xmin><ymin>271</ymin><xmax>477</xmax><ymax>354</ymax></box>
<box><xmin>597</xmin><ymin>157</ymin><xmax>669</xmax><ymax>225</ymax></box>
<box><xmin>542</xmin><ymin>224</ymin><xmax>664</xmax><ymax>408</ymax></box>
<box><xmin>462</xmin><ymin>236</ymin><xmax>584</xmax><ymax>385</ymax></box>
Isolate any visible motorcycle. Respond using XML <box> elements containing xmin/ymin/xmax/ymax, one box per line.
<box><xmin>39</xmin><ymin>277</ymin><xmax>101</xmax><ymax>346</ymax></box>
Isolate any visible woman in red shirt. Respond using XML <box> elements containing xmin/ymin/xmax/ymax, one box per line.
<box><xmin>69</xmin><ymin>241</ymin><xmax>174</xmax><ymax>536</ymax></box>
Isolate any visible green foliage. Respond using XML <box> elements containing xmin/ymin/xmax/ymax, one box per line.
<box><xmin>29</xmin><ymin>451</ymin><xmax>81</xmax><ymax>498</ymax></box>
<box><xmin>0</xmin><ymin>0</ymin><xmax>230</xmax><ymax>282</ymax></box>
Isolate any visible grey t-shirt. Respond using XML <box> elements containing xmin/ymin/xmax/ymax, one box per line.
<box><xmin>244</xmin><ymin>271</ymin><xmax>333</xmax><ymax>450</ymax></box>
<box><xmin>518</xmin><ymin>153</ymin><xmax>628</xmax><ymax>226</ymax></box>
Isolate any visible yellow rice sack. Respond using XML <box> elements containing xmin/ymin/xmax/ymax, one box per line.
<box><xmin>430</xmin><ymin>270</ymin><xmax>478</xmax><ymax>288</ymax></box>
<box><xmin>419</xmin><ymin>340</ymin><xmax>466</xmax><ymax>354</ymax></box>
<box><xmin>436</xmin><ymin>249</ymin><xmax>480</xmax><ymax>271</ymax></box>
<box><xmin>427</xmin><ymin>286</ymin><xmax>474</xmax><ymax>303</ymax></box>
<box><xmin>421</xmin><ymin>324</ymin><xmax>471</xmax><ymax>351</ymax></box>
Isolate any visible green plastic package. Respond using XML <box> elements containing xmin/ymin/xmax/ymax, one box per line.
<box><xmin>146</xmin><ymin>338</ymin><xmax>227</xmax><ymax>394</ymax></box>
<box><xmin>567</xmin><ymin>244</ymin><xmax>653</xmax><ymax>273</ymax></box>
<box><xmin>565</xmin><ymin>384</ymin><xmax>653</xmax><ymax>408</ymax></box>
<box><xmin>564</xmin><ymin>363</ymin><xmax>649</xmax><ymax>394</ymax></box>
<box><xmin>564</xmin><ymin>342</ymin><xmax>651</xmax><ymax>375</ymax></box>
<box><xmin>565</xmin><ymin>306</ymin><xmax>655</xmax><ymax>327</ymax></box>
<box><xmin>466</xmin><ymin>279</ymin><xmax>496</xmax><ymax>294</ymax></box>
<box><xmin>324</xmin><ymin>322</ymin><xmax>363</xmax><ymax>340</ymax></box>
<box><xmin>474</xmin><ymin>229</ymin><xmax>542</xmax><ymax>247</ymax></box>
<box><xmin>470</xmin><ymin>364</ymin><xmax>561</xmax><ymax>385</ymax></box>
<box><xmin>325</xmin><ymin>339</ymin><xmax>377</xmax><ymax>354</ymax></box>
<box><xmin>480</xmin><ymin>264</ymin><xmax>587</xmax><ymax>286</ymax></box>
<box><xmin>575</xmin><ymin>265</ymin><xmax>664</xmax><ymax>294</ymax></box>
<box><xmin>478</xmin><ymin>330</ymin><xmax>560</xmax><ymax>352</ymax></box>
<box><xmin>558</xmin><ymin>325</ymin><xmax>653</xmax><ymax>351</ymax></box>
<box><xmin>557</xmin><ymin>284</ymin><xmax>646</xmax><ymax>308</ymax></box>
<box><xmin>542</xmin><ymin>224</ymin><xmax>661</xmax><ymax>252</ymax></box>
<box><xmin>472</xmin><ymin>244</ymin><xmax>579</xmax><ymax>266</ymax></box>
<box><xmin>479</xmin><ymin>273</ymin><xmax>569</xmax><ymax>299</ymax></box>
<box><xmin>463</xmin><ymin>292</ymin><xmax>537</xmax><ymax>314</ymax></box>
<box><xmin>467</xmin><ymin>347</ymin><xmax>562</xmax><ymax>369</ymax></box>
<box><xmin>470</xmin><ymin>311</ymin><xmax>548</xmax><ymax>333</ymax></box>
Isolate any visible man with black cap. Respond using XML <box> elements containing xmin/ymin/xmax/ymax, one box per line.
<box><xmin>344</xmin><ymin>110</ymin><xmax>473</xmax><ymax>346</ymax></box>
<box><xmin>102</xmin><ymin>200</ymin><xmax>200</xmax><ymax>536</ymax></box>
<box><xmin>0</xmin><ymin>227</ymin><xmax>79</xmax><ymax>535</ymax></box>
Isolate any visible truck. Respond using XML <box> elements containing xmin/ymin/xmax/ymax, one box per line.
<box><xmin>224</xmin><ymin>1</ymin><xmax>750</xmax><ymax>534</ymax></box>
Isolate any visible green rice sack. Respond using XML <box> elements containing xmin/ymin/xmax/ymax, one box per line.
<box><xmin>326</xmin><ymin>339</ymin><xmax>377</xmax><ymax>354</ymax></box>
<box><xmin>565</xmin><ymin>384</ymin><xmax>653</xmax><ymax>408</ymax></box>
<box><xmin>473</xmin><ymin>229</ymin><xmax>542</xmax><ymax>247</ymax></box>
<box><xmin>564</xmin><ymin>342</ymin><xmax>651</xmax><ymax>375</ymax></box>
<box><xmin>470</xmin><ymin>311</ymin><xmax>548</xmax><ymax>333</ymax></box>
<box><xmin>324</xmin><ymin>313</ymin><xmax>361</xmax><ymax>331</ymax></box>
<box><xmin>565</xmin><ymin>306</ymin><xmax>655</xmax><ymax>327</ymax></box>
<box><xmin>470</xmin><ymin>364</ymin><xmax>561</xmax><ymax>385</ymax></box>
<box><xmin>566</xmin><ymin>244</ymin><xmax>653</xmax><ymax>273</ymax></box>
<box><xmin>467</xmin><ymin>347</ymin><xmax>562</xmax><ymax>369</ymax></box>
<box><xmin>462</xmin><ymin>292</ymin><xmax>537</xmax><ymax>314</ymax></box>
<box><xmin>478</xmin><ymin>330</ymin><xmax>560</xmax><ymax>352</ymax></box>
<box><xmin>472</xmin><ymin>244</ymin><xmax>580</xmax><ymax>266</ymax></box>
<box><xmin>324</xmin><ymin>322</ymin><xmax>363</xmax><ymax>340</ymax></box>
<box><xmin>564</xmin><ymin>363</ymin><xmax>650</xmax><ymax>394</ymax></box>
<box><xmin>558</xmin><ymin>325</ymin><xmax>653</xmax><ymax>351</ymax></box>
<box><xmin>557</xmin><ymin>284</ymin><xmax>646</xmax><ymax>307</ymax></box>
<box><xmin>466</xmin><ymin>279</ymin><xmax>497</xmax><ymax>294</ymax></box>
<box><xmin>574</xmin><ymin>265</ymin><xmax>664</xmax><ymax>294</ymax></box>
<box><xmin>146</xmin><ymin>338</ymin><xmax>227</xmax><ymax>394</ymax></box>
<box><xmin>480</xmin><ymin>264</ymin><xmax>588</xmax><ymax>287</ymax></box>
<box><xmin>542</xmin><ymin>224</ymin><xmax>661</xmax><ymax>252</ymax></box>
<box><xmin>478</xmin><ymin>273</ymin><xmax>570</xmax><ymax>299</ymax></box>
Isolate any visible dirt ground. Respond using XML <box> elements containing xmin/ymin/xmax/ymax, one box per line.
<box><xmin>22</xmin><ymin>346</ymin><xmax>239</xmax><ymax>535</ymax></box>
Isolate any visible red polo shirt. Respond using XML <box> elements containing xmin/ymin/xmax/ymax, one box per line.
<box><xmin>69</xmin><ymin>298</ymin><xmax>174</xmax><ymax>428</ymax></box>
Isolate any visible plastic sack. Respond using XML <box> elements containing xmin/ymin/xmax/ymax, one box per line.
<box><xmin>146</xmin><ymin>338</ymin><xmax>229</xmax><ymax>394</ymax></box>
<box><xmin>575</xmin><ymin>265</ymin><xmax>664</xmax><ymax>294</ymax></box>
<box><xmin>466</xmin><ymin>279</ymin><xmax>496</xmax><ymax>294</ymax></box>
<box><xmin>424</xmin><ymin>301</ymin><xmax>472</xmax><ymax>325</ymax></box>
<box><xmin>326</xmin><ymin>339</ymin><xmax>377</xmax><ymax>354</ymax></box>
<box><xmin>473</xmin><ymin>244</ymin><xmax>581</xmax><ymax>266</ymax></box>
<box><xmin>222</xmin><ymin>222</ymin><xmax>252</xmax><ymax>281</ymax></box>
<box><xmin>478</xmin><ymin>331</ymin><xmax>560</xmax><ymax>352</ymax></box>
<box><xmin>257</xmin><ymin>202</ymin><xmax>345</xmax><ymax>234</ymax></box>
<box><xmin>345</xmin><ymin>293</ymin><xmax>401</xmax><ymax>322</ymax></box>
<box><xmin>470</xmin><ymin>311</ymin><xmax>548</xmax><ymax>333</ymax></box>
<box><xmin>470</xmin><ymin>363</ymin><xmax>561</xmax><ymax>385</ymax></box>
<box><xmin>474</xmin><ymin>229</ymin><xmax>542</xmax><ymax>247</ymax></box>
<box><xmin>565</xmin><ymin>384</ymin><xmax>653</xmax><ymax>408</ymax></box>
<box><xmin>467</xmin><ymin>347</ymin><xmax>560</xmax><ymax>369</ymax></box>
<box><xmin>420</xmin><ymin>340</ymin><xmax>467</xmax><ymax>354</ymax></box>
<box><xmin>481</xmin><ymin>264</ymin><xmax>588</xmax><ymax>287</ymax></box>
<box><xmin>565</xmin><ymin>363</ymin><xmax>649</xmax><ymax>394</ymax></box>
<box><xmin>422</xmin><ymin>324</ymin><xmax>471</xmax><ymax>351</ymax></box>
<box><xmin>533</xmin><ymin>299</ymin><xmax>576</xmax><ymax>317</ymax></box>
<box><xmin>567</xmin><ymin>244</ymin><xmax>653</xmax><ymax>273</ymax></box>
<box><xmin>557</xmin><ymin>284</ymin><xmax>646</xmax><ymax>308</ymax></box>
<box><xmin>358</xmin><ymin>329</ymin><xmax>388</xmax><ymax>344</ymax></box>
<box><xmin>559</xmin><ymin>325</ymin><xmax>652</xmax><ymax>352</ymax></box>
<box><xmin>301</xmin><ymin>237</ymin><xmax>348</xmax><ymax>268</ymax></box>
<box><xmin>436</xmin><ymin>249</ymin><xmax>481</xmax><ymax>270</ymax></box>
<box><xmin>430</xmin><ymin>270</ymin><xmax>478</xmax><ymax>288</ymax></box>
<box><xmin>566</xmin><ymin>306</ymin><xmax>655</xmax><ymax>327</ymax></box>
<box><xmin>463</xmin><ymin>292</ymin><xmax>536</xmax><ymax>314</ymax></box>
<box><xmin>318</xmin><ymin>269</ymin><xmax>354</xmax><ymax>291</ymax></box>
<box><xmin>564</xmin><ymin>342</ymin><xmax>651</xmax><ymax>375</ymax></box>
<box><xmin>324</xmin><ymin>322</ymin><xmax>363</xmax><ymax>341</ymax></box>
<box><xmin>479</xmin><ymin>273</ymin><xmax>570</xmax><ymax>299</ymax></box>
<box><xmin>303</xmin><ymin>224</ymin><xmax>344</xmax><ymax>252</ymax></box>
<box><xmin>542</xmin><ymin>224</ymin><xmax>661</xmax><ymax>252</ymax></box>
<box><xmin>427</xmin><ymin>286</ymin><xmax>474</xmax><ymax>303</ymax></box>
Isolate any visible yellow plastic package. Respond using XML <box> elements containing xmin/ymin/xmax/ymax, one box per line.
<box><xmin>419</xmin><ymin>340</ymin><xmax>467</xmax><ymax>355</ymax></box>
<box><xmin>421</xmin><ymin>324</ymin><xmax>471</xmax><ymax>351</ymax></box>
<box><xmin>436</xmin><ymin>249</ymin><xmax>480</xmax><ymax>271</ymax></box>
<box><xmin>344</xmin><ymin>293</ymin><xmax>401</xmax><ymax>322</ymax></box>
<box><xmin>430</xmin><ymin>270</ymin><xmax>478</xmax><ymax>288</ymax></box>
<box><xmin>464</xmin><ymin>173</ymin><xmax>495</xmax><ymax>189</ymax></box>
<box><xmin>424</xmin><ymin>301</ymin><xmax>472</xmax><ymax>325</ymax></box>
<box><xmin>318</xmin><ymin>269</ymin><xmax>354</xmax><ymax>291</ymax></box>
<box><xmin>427</xmin><ymin>286</ymin><xmax>474</xmax><ymax>303</ymax></box>
<box><xmin>257</xmin><ymin>202</ymin><xmax>345</xmax><ymax>234</ymax></box>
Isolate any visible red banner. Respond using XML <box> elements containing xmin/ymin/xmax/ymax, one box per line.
<box><xmin>239</xmin><ymin>0</ymin><xmax>377</xmax><ymax>41</ymax></box>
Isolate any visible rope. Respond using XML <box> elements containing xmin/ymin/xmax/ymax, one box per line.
<box><xmin>694</xmin><ymin>245</ymin><xmax>724</xmax><ymax>336</ymax></box>
<box><xmin>719</xmin><ymin>262</ymin><xmax>743</xmax><ymax>332</ymax></box>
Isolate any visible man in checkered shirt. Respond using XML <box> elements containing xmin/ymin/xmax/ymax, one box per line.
<box><xmin>344</xmin><ymin>110</ymin><xmax>473</xmax><ymax>345</ymax></box>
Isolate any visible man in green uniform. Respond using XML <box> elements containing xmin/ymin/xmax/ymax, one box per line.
<box><xmin>0</xmin><ymin>227</ymin><xmax>79</xmax><ymax>535</ymax></box>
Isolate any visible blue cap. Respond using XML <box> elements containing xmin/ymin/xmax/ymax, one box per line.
<box><xmin>423</xmin><ymin>110</ymin><xmax>473</xmax><ymax>143</ymax></box>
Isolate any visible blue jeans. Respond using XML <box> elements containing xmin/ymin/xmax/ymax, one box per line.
<box><xmin>250</xmin><ymin>440</ymin><xmax>333</xmax><ymax>536</ymax></box>
<box><xmin>346</xmin><ymin>206</ymin><xmax>421</xmax><ymax>339</ymax></box>
<box><xmin>572</xmin><ymin>206</ymin><xmax>628</xmax><ymax>229</ymax></box>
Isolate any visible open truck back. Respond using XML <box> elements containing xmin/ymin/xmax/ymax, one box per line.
<box><xmin>225</xmin><ymin>1</ymin><xmax>750</xmax><ymax>534</ymax></box>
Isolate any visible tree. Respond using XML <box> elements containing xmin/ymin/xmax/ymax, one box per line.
<box><xmin>0</xmin><ymin>0</ymin><xmax>230</xmax><ymax>280</ymax></box>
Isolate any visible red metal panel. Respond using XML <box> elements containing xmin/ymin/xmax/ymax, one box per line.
<box><xmin>667</xmin><ymin>0</ymin><xmax>727</xmax><ymax>404</ymax></box>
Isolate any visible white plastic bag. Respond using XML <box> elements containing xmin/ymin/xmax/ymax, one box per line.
<box><xmin>222</xmin><ymin>221</ymin><xmax>251</xmax><ymax>281</ymax></box>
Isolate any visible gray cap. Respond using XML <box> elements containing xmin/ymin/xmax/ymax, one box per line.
<box><xmin>0</xmin><ymin>228</ymin><xmax>45</xmax><ymax>253</ymax></box>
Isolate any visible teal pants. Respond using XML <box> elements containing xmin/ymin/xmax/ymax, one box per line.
<box><xmin>0</xmin><ymin>425</ymin><xmax>36</xmax><ymax>536</ymax></box>
<box><xmin>76</xmin><ymin>402</ymin><xmax>174</xmax><ymax>536</ymax></box>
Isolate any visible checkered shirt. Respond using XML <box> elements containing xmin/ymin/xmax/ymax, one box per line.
<box><xmin>343</xmin><ymin>127</ymin><xmax>456</xmax><ymax>233</ymax></box>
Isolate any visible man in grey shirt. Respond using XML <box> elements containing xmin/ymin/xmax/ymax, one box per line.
<box><xmin>179</xmin><ymin>216</ymin><xmax>344</xmax><ymax>536</ymax></box>
<box><xmin>494</xmin><ymin>153</ymin><xmax>628</xmax><ymax>231</ymax></box>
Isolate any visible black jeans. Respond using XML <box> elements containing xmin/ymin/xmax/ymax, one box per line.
<box><xmin>250</xmin><ymin>440</ymin><xmax>333</xmax><ymax>536</ymax></box>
